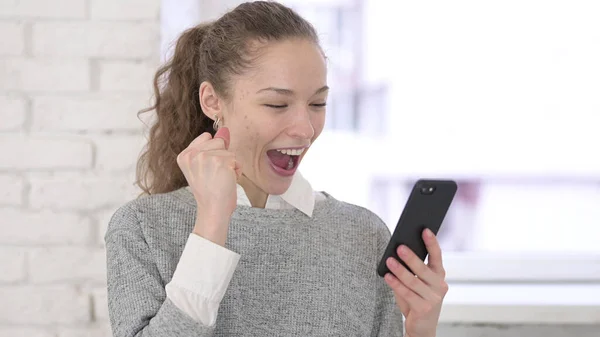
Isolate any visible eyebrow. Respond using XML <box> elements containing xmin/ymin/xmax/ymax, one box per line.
<box><xmin>256</xmin><ymin>86</ymin><xmax>329</xmax><ymax>96</ymax></box>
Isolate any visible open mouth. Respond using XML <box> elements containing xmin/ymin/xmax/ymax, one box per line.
<box><xmin>266</xmin><ymin>148</ymin><xmax>305</xmax><ymax>176</ymax></box>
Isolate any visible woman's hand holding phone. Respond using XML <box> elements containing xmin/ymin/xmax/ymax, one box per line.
<box><xmin>177</xmin><ymin>127</ymin><xmax>242</xmax><ymax>246</ymax></box>
<box><xmin>383</xmin><ymin>228</ymin><xmax>448</xmax><ymax>337</ymax></box>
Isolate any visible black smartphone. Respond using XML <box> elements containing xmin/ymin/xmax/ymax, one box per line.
<box><xmin>377</xmin><ymin>179</ymin><xmax>457</xmax><ymax>277</ymax></box>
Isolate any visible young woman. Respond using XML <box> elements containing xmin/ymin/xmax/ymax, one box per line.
<box><xmin>105</xmin><ymin>2</ymin><xmax>448</xmax><ymax>336</ymax></box>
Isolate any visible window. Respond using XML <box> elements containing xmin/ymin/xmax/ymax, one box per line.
<box><xmin>161</xmin><ymin>0</ymin><xmax>600</xmax><ymax>324</ymax></box>
<box><xmin>287</xmin><ymin>0</ymin><xmax>388</xmax><ymax>134</ymax></box>
<box><xmin>354</xmin><ymin>0</ymin><xmax>600</xmax><ymax>258</ymax></box>
<box><xmin>300</xmin><ymin>0</ymin><xmax>600</xmax><ymax>323</ymax></box>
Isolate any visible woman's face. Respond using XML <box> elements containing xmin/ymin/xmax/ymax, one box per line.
<box><xmin>217</xmin><ymin>38</ymin><xmax>328</xmax><ymax>195</ymax></box>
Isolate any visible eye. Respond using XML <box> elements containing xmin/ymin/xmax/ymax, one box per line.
<box><xmin>264</xmin><ymin>104</ymin><xmax>288</xmax><ymax>109</ymax></box>
<box><xmin>311</xmin><ymin>103</ymin><xmax>327</xmax><ymax>107</ymax></box>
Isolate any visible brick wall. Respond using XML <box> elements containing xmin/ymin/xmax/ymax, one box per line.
<box><xmin>0</xmin><ymin>0</ymin><xmax>159</xmax><ymax>335</ymax></box>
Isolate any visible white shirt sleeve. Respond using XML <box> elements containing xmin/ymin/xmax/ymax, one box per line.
<box><xmin>165</xmin><ymin>233</ymin><xmax>240</xmax><ymax>326</ymax></box>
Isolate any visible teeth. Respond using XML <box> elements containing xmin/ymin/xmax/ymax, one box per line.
<box><xmin>286</xmin><ymin>157</ymin><xmax>294</xmax><ymax>170</ymax></box>
<box><xmin>276</xmin><ymin>148</ymin><xmax>305</xmax><ymax>156</ymax></box>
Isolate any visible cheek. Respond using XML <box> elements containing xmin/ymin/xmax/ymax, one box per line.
<box><xmin>311</xmin><ymin>113</ymin><xmax>326</xmax><ymax>140</ymax></box>
<box><xmin>234</xmin><ymin>117</ymin><xmax>262</xmax><ymax>160</ymax></box>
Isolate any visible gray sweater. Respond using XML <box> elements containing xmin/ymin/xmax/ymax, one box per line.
<box><xmin>105</xmin><ymin>187</ymin><xmax>403</xmax><ymax>336</ymax></box>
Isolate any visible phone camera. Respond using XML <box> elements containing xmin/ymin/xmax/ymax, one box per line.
<box><xmin>420</xmin><ymin>186</ymin><xmax>436</xmax><ymax>195</ymax></box>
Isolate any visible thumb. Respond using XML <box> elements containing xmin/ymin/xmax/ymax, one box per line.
<box><xmin>234</xmin><ymin>161</ymin><xmax>243</xmax><ymax>180</ymax></box>
<box><xmin>214</xmin><ymin>127</ymin><xmax>230</xmax><ymax>150</ymax></box>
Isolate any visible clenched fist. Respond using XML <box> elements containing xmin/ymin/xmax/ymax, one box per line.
<box><xmin>176</xmin><ymin>127</ymin><xmax>242</xmax><ymax>246</ymax></box>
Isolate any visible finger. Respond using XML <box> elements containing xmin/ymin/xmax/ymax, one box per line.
<box><xmin>183</xmin><ymin>131</ymin><xmax>227</xmax><ymax>155</ymax></box>
<box><xmin>178</xmin><ymin>132</ymin><xmax>214</xmax><ymax>160</ymax></box>
<box><xmin>423</xmin><ymin>228</ymin><xmax>445</xmax><ymax>276</ymax></box>
<box><xmin>188</xmin><ymin>132</ymin><xmax>213</xmax><ymax>148</ymax></box>
<box><xmin>214</xmin><ymin>127</ymin><xmax>230</xmax><ymax>149</ymax></box>
<box><xmin>384</xmin><ymin>273</ymin><xmax>429</xmax><ymax>316</ymax></box>
<box><xmin>396</xmin><ymin>245</ymin><xmax>437</xmax><ymax>285</ymax></box>
<box><xmin>386</xmin><ymin>257</ymin><xmax>437</xmax><ymax>301</ymax></box>
<box><xmin>182</xmin><ymin>149</ymin><xmax>226</xmax><ymax>167</ymax></box>
<box><xmin>188</xmin><ymin>149</ymin><xmax>236</xmax><ymax>160</ymax></box>
<box><xmin>234</xmin><ymin>160</ymin><xmax>243</xmax><ymax>179</ymax></box>
<box><xmin>188</xmin><ymin>137</ymin><xmax>226</xmax><ymax>152</ymax></box>
<box><xmin>383</xmin><ymin>275</ymin><xmax>410</xmax><ymax>317</ymax></box>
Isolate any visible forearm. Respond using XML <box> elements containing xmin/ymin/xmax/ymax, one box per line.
<box><xmin>107</xmin><ymin>237</ymin><xmax>220</xmax><ymax>337</ymax></box>
<box><xmin>192</xmin><ymin>205</ymin><xmax>232</xmax><ymax>247</ymax></box>
<box><xmin>127</xmin><ymin>299</ymin><xmax>216</xmax><ymax>337</ymax></box>
<box><xmin>165</xmin><ymin>233</ymin><xmax>240</xmax><ymax>325</ymax></box>
<box><xmin>105</xmin><ymin>206</ymin><xmax>237</xmax><ymax>337</ymax></box>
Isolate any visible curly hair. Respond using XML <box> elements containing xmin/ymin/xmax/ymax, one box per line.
<box><xmin>135</xmin><ymin>1</ymin><xmax>320</xmax><ymax>195</ymax></box>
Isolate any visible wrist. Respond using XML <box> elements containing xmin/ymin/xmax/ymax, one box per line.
<box><xmin>196</xmin><ymin>201</ymin><xmax>233</xmax><ymax>220</ymax></box>
<box><xmin>193</xmin><ymin>208</ymin><xmax>231</xmax><ymax>246</ymax></box>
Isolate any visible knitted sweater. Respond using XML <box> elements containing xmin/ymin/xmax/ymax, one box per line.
<box><xmin>105</xmin><ymin>187</ymin><xmax>403</xmax><ymax>336</ymax></box>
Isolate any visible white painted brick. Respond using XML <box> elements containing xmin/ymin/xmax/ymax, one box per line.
<box><xmin>0</xmin><ymin>95</ymin><xmax>27</xmax><ymax>130</ymax></box>
<box><xmin>90</xmin><ymin>0</ymin><xmax>160</xmax><ymax>20</ymax></box>
<box><xmin>91</xmin><ymin>287</ymin><xmax>109</xmax><ymax>321</ymax></box>
<box><xmin>0</xmin><ymin>0</ymin><xmax>86</xmax><ymax>19</ymax></box>
<box><xmin>99</xmin><ymin>60</ymin><xmax>156</xmax><ymax>92</ymax></box>
<box><xmin>0</xmin><ymin>58</ymin><xmax>90</xmax><ymax>92</ymax></box>
<box><xmin>0</xmin><ymin>286</ymin><xmax>90</xmax><ymax>324</ymax></box>
<box><xmin>0</xmin><ymin>248</ymin><xmax>26</xmax><ymax>283</ymax></box>
<box><xmin>94</xmin><ymin>134</ymin><xmax>145</xmax><ymax>171</ymax></box>
<box><xmin>0</xmin><ymin>134</ymin><xmax>92</xmax><ymax>170</ymax></box>
<box><xmin>29</xmin><ymin>172</ymin><xmax>141</xmax><ymax>211</ymax></box>
<box><xmin>0</xmin><ymin>21</ymin><xmax>25</xmax><ymax>55</ymax></box>
<box><xmin>32</xmin><ymin>94</ymin><xmax>152</xmax><ymax>131</ymax></box>
<box><xmin>0</xmin><ymin>328</ymin><xmax>54</xmax><ymax>337</ymax></box>
<box><xmin>29</xmin><ymin>247</ymin><xmax>106</xmax><ymax>284</ymax></box>
<box><xmin>0</xmin><ymin>174</ymin><xmax>24</xmax><ymax>205</ymax></box>
<box><xmin>31</xmin><ymin>94</ymin><xmax>150</xmax><ymax>132</ymax></box>
<box><xmin>33</xmin><ymin>22</ymin><xmax>159</xmax><ymax>58</ymax></box>
<box><xmin>0</xmin><ymin>208</ymin><xmax>93</xmax><ymax>245</ymax></box>
<box><xmin>58</xmin><ymin>325</ymin><xmax>112</xmax><ymax>337</ymax></box>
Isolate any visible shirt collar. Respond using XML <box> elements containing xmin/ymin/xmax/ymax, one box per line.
<box><xmin>277</xmin><ymin>171</ymin><xmax>316</xmax><ymax>217</ymax></box>
<box><xmin>236</xmin><ymin>170</ymin><xmax>316</xmax><ymax>217</ymax></box>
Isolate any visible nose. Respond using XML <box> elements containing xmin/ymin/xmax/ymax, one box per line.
<box><xmin>287</xmin><ymin>107</ymin><xmax>315</xmax><ymax>140</ymax></box>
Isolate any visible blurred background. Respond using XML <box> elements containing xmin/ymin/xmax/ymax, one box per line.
<box><xmin>1</xmin><ymin>0</ymin><xmax>599</xmax><ymax>336</ymax></box>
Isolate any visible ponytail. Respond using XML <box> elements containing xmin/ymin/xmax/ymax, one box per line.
<box><xmin>135</xmin><ymin>1</ymin><xmax>320</xmax><ymax>195</ymax></box>
<box><xmin>136</xmin><ymin>23</ymin><xmax>214</xmax><ymax>195</ymax></box>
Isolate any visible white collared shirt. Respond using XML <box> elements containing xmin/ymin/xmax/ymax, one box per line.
<box><xmin>165</xmin><ymin>171</ymin><xmax>325</xmax><ymax>326</ymax></box>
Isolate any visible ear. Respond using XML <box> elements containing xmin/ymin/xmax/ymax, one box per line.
<box><xmin>199</xmin><ymin>81</ymin><xmax>223</xmax><ymax>122</ymax></box>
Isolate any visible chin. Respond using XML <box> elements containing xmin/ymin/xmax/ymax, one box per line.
<box><xmin>261</xmin><ymin>155</ymin><xmax>299</xmax><ymax>195</ymax></box>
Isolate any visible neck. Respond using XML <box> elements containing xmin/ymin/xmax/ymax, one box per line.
<box><xmin>238</xmin><ymin>175</ymin><xmax>268</xmax><ymax>208</ymax></box>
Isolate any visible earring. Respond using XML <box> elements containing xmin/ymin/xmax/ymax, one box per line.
<box><xmin>213</xmin><ymin>114</ymin><xmax>220</xmax><ymax>131</ymax></box>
